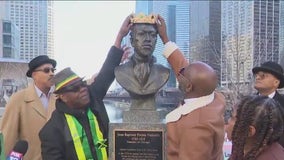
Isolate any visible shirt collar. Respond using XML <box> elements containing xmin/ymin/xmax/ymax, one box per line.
<box><xmin>34</xmin><ymin>85</ymin><xmax>55</xmax><ymax>98</ymax></box>
<box><xmin>166</xmin><ymin>92</ymin><xmax>215</xmax><ymax>123</ymax></box>
<box><xmin>268</xmin><ymin>91</ymin><xmax>276</xmax><ymax>98</ymax></box>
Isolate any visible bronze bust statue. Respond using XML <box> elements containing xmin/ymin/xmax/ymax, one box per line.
<box><xmin>115</xmin><ymin>14</ymin><xmax>170</xmax><ymax>111</ymax></box>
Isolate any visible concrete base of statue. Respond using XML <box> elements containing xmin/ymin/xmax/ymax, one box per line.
<box><xmin>123</xmin><ymin>110</ymin><xmax>161</xmax><ymax>123</ymax></box>
<box><xmin>108</xmin><ymin>109</ymin><xmax>166</xmax><ymax>160</ymax></box>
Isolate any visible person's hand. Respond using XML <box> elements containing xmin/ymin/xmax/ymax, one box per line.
<box><xmin>119</xmin><ymin>14</ymin><xmax>133</xmax><ymax>38</ymax></box>
<box><xmin>156</xmin><ymin>14</ymin><xmax>169</xmax><ymax>44</ymax></box>
<box><xmin>115</xmin><ymin>14</ymin><xmax>133</xmax><ymax>48</ymax></box>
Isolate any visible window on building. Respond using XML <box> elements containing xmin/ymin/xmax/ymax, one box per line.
<box><xmin>3</xmin><ymin>22</ymin><xmax>12</xmax><ymax>33</ymax></box>
<box><xmin>3</xmin><ymin>35</ymin><xmax>12</xmax><ymax>45</ymax></box>
<box><xmin>3</xmin><ymin>47</ymin><xmax>12</xmax><ymax>58</ymax></box>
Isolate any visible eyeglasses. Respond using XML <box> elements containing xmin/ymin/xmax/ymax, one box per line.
<box><xmin>34</xmin><ymin>67</ymin><xmax>56</xmax><ymax>74</ymax></box>
<box><xmin>61</xmin><ymin>81</ymin><xmax>87</xmax><ymax>93</ymax></box>
<box><xmin>178</xmin><ymin>67</ymin><xmax>191</xmax><ymax>82</ymax></box>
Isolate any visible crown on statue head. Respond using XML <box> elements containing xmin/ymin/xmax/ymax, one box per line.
<box><xmin>130</xmin><ymin>13</ymin><xmax>157</xmax><ymax>24</ymax></box>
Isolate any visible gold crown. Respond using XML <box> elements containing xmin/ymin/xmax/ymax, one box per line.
<box><xmin>130</xmin><ymin>13</ymin><xmax>157</xmax><ymax>24</ymax></box>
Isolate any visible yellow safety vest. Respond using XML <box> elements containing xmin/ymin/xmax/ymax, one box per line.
<box><xmin>65</xmin><ymin>108</ymin><xmax>107</xmax><ymax>160</ymax></box>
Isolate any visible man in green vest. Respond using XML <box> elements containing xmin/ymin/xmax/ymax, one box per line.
<box><xmin>39</xmin><ymin>15</ymin><xmax>132</xmax><ymax>160</ymax></box>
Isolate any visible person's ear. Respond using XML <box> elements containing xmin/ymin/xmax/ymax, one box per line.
<box><xmin>274</xmin><ymin>79</ymin><xmax>280</xmax><ymax>87</ymax></box>
<box><xmin>248</xmin><ymin>125</ymin><xmax>256</xmax><ymax>137</ymax></box>
<box><xmin>185</xmin><ymin>82</ymin><xmax>192</xmax><ymax>93</ymax></box>
<box><xmin>59</xmin><ymin>94</ymin><xmax>68</xmax><ymax>103</ymax></box>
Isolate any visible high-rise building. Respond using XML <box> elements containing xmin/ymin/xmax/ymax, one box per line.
<box><xmin>135</xmin><ymin>1</ymin><xmax>190</xmax><ymax>87</ymax></box>
<box><xmin>0</xmin><ymin>1</ymin><xmax>54</xmax><ymax>61</ymax></box>
<box><xmin>0</xmin><ymin>1</ymin><xmax>20</xmax><ymax>59</ymax></box>
<box><xmin>135</xmin><ymin>0</ymin><xmax>153</xmax><ymax>14</ymax></box>
<box><xmin>221</xmin><ymin>1</ymin><xmax>280</xmax><ymax>87</ymax></box>
<box><xmin>189</xmin><ymin>1</ymin><xmax>221</xmax><ymax>84</ymax></box>
<box><xmin>0</xmin><ymin>1</ymin><xmax>5</xmax><ymax>20</ymax></box>
<box><xmin>280</xmin><ymin>1</ymin><xmax>284</xmax><ymax>68</ymax></box>
<box><xmin>0</xmin><ymin>19</ymin><xmax>20</xmax><ymax>59</ymax></box>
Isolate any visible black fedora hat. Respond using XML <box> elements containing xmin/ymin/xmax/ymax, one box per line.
<box><xmin>252</xmin><ymin>61</ymin><xmax>284</xmax><ymax>88</ymax></box>
<box><xmin>26</xmin><ymin>55</ymin><xmax>56</xmax><ymax>77</ymax></box>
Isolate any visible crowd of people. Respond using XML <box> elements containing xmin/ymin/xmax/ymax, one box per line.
<box><xmin>0</xmin><ymin>13</ymin><xmax>284</xmax><ymax>160</ymax></box>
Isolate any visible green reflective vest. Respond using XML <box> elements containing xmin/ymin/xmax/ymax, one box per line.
<box><xmin>65</xmin><ymin>108</ymin><xmax>107</xmax><ymax>160</ymax></box>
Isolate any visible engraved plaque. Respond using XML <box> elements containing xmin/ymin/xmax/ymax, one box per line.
<box><xmin>114</xmin><ymin>130</ymin><xmax>163</xmax><ymax>160</ymax></box>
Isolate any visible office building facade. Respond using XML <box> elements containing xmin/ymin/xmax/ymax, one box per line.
<box><xmin>280</xmin><ymin>0</ymin><xmax>284</xmax><ymax>67</ymax></box>
<box><xmin>189</xmin><ymin>1</ymin><xmax>221</xmax><ymax>84</ymax></box>
<box><xmin>0</xmin><ymin>19</ymin><xmax>20</xmax><ymax>59</ymax></box>
<box><xmin>221</xmin><ymin>1</ymin><xmax>280</xmax><ymax>87</ymax></box>
<box><xmin>0</xmin><ymin>1</ymin><xmax>54</xmax><ymax>61</ymax></box>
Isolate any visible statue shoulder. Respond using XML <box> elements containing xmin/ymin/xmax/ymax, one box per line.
<box><xmin>115</xmin><ymin>62</ymin><xmax>133</xmax><ymax>74</ymax></box>
<box><xmin>152</xmin><ymin>64</ymin><xmax>170</xmax><ymax>74</ymax></box>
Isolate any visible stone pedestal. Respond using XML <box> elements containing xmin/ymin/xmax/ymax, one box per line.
<box><xmin>123</xmin><ymin>110</ymin><xmax>160</xmax><ymax>123</ymax></box>
<box><xmin>109</xmin><ymin>110</ymin><xmax>166</xmax><ymax>160</ymax></box>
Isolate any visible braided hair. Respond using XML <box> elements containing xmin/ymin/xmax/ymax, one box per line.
<box><xmin>230</xmin><ymin>95</ymin><xmax>284</xmax><ymax>160</ymax></box>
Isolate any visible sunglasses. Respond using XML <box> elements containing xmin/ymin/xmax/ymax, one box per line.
<box><xmin>34</xmin><ymin>67</ymin><xmax>56</xmax><ymax>74</ymax></box>
<box><xmin>178</xmin><ymin>67</ymin><xmax>192</xmax><ymax>82</ymax></box>
<box><xmin>61</xmin><ymin>81</ymin><xmax>87</xmax><ymax>93</ymax></box>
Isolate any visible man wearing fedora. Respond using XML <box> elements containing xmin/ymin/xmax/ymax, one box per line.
<box><xmin>39</xmin><ymin>15</ymin><xmax>131</xmax><ymax>160</ymax></box>
<box><xmin>252</xmin><ymin>61</ymin><xmax>284</xmax><ymax>146</ymax></box>
<box><xmin>0</xmin><ymin>55</ymin><xmax>57</xmax><ymax>159</ymax></box>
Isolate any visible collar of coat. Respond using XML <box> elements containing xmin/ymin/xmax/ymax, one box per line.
<box><xmin>166</xmin><ymin>92</ymin><xmax>215</xmax><ymax>123</ymax></box>
<box><xmin>56</xmin><ymin>100</ymin><xmax>91</xmax><ymax>118</ymax></box>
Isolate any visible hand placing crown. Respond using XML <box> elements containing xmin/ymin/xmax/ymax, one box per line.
<box><xmin>130</xmin><ymin>13</ymin><xmax>157</xmax><ymax>24</ymax></box>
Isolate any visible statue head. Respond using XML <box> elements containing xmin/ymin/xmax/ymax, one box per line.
<box><xmin>130</xmin><ymin>13</ymin><xmax>158</xmax><ymax>58</ymax></box>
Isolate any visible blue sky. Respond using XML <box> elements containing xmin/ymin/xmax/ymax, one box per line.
<box><xmin>54</xmin><ymin>1</ymin><xmax>135</xmax><ymax>78</ymax></box>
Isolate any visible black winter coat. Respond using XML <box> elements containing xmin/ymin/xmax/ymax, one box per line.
<box><xmin>274</xmin><ymin>91</ymin><xmax>284</xmax><ymax>147</ymax></box>
<box><xmin>39</xmin><ymin>46</ymin><xmax>123</xmax><ymax>160</ymax></box>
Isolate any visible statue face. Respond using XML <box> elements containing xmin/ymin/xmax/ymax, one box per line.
<box><xmin>130</xmin><ymin>24</ymin><xmax>157</xmax><ymax>57</ymax></box>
